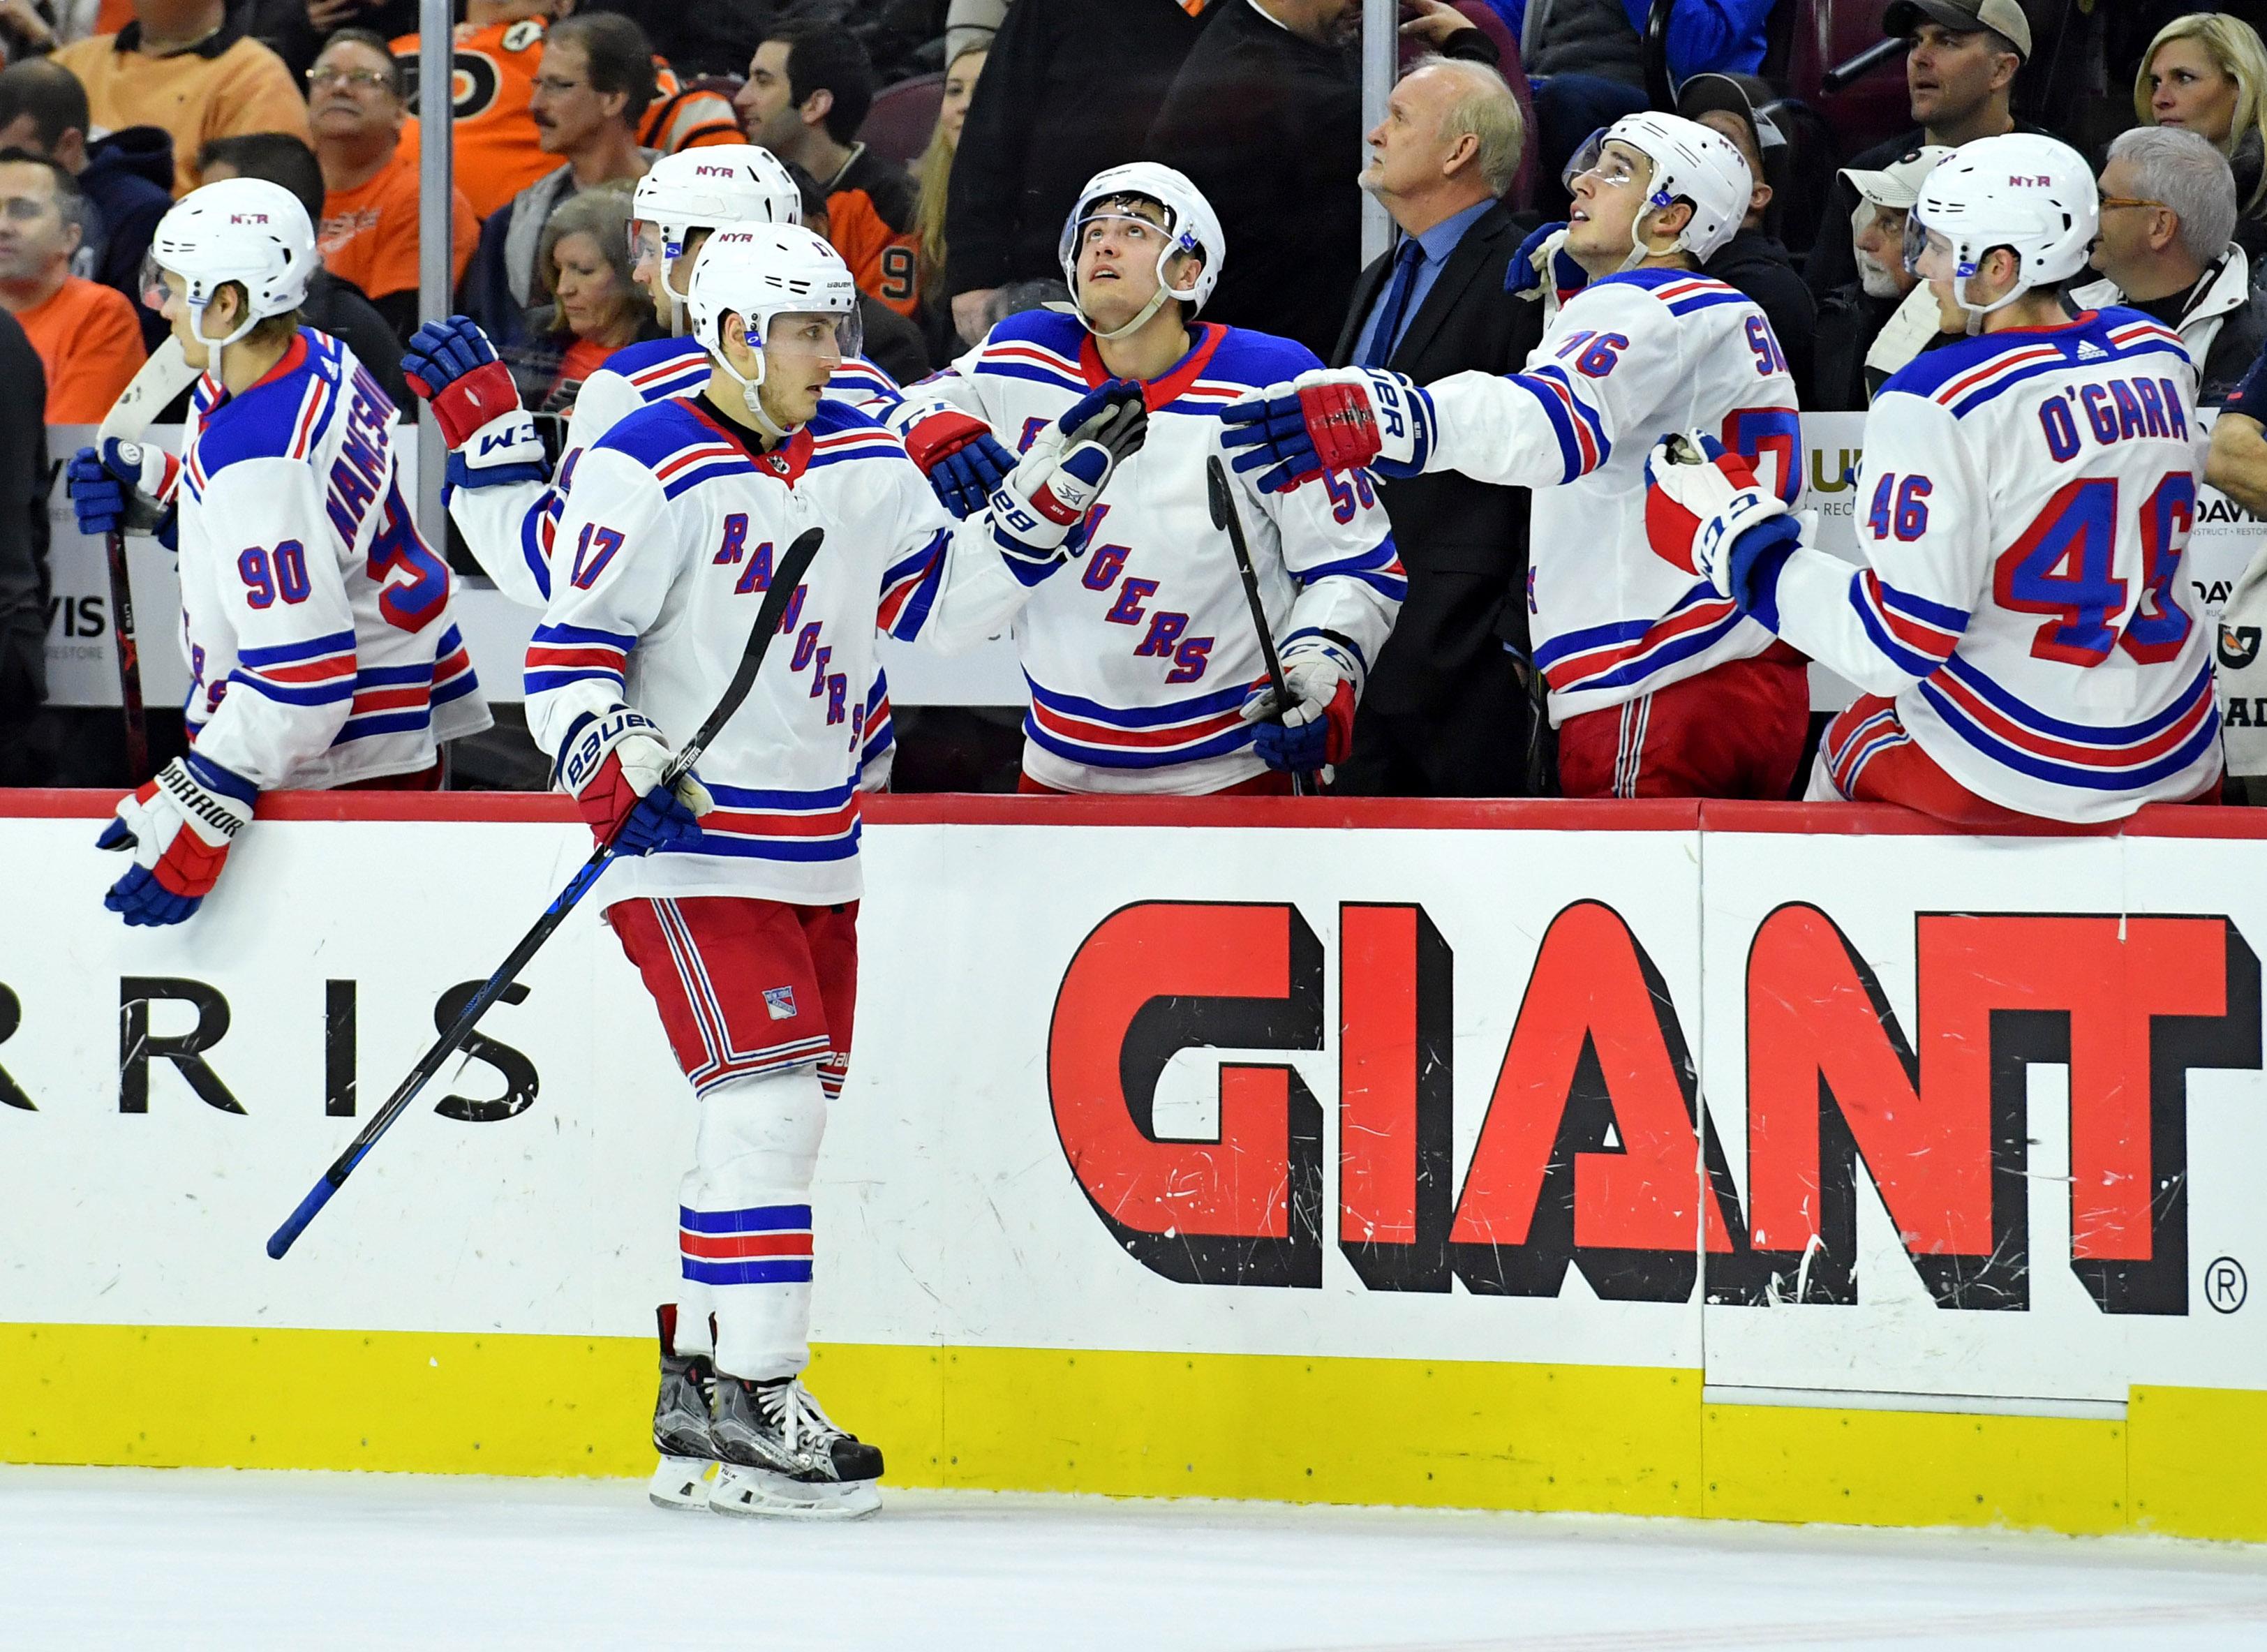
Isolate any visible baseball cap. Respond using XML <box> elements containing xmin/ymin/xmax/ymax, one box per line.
<box><xmin>1675</xmin><ymin>73</ymin><xmax>1785</xmax><ymax>155</ymax></box>
<box><xmin>1883</xmin><ymin>0</ymin><xmax>2032</xmax><ymax>61</ymax></box>
<box><xmin>1839</xmin><ymin>144</ymin><xmax>1956</xmax><ymax>211</ymax></box>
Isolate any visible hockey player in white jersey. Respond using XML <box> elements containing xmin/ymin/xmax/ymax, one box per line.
<box><xmin>405</xmin><ymin>147</ymin><xmax>900</xmax><ymax>611</ymax></box>
<box><xmin>889</xmin><ymin>163</ymin><xmax>1404</xmax><ymax>794</ymax></box>
<box><xmin>1219</xmin><ymin>114</ymin><xmax>1806</xmax><ymax>799</ymax></box>
<box><xmin>406</xmin><ymin>147</ymin><xmax>901</xmax><ymax>781</ymax></box>
<box><xmin>523</xmin><ymin>224</ymin><xmax>1143</xmax><ymax>1516</ymax></box>
<box><xmin>68</xmin><ymin>178</ymin><xmax>488</xmax><ymax>926</ymax></box>
<box><xmin>1647</xmin><ymin>135</ymin><xmax>2221</xmax><ymax>826</ymax></box>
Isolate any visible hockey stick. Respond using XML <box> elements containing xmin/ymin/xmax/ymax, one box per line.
<box><xmin>1205</xmin><ymin>455</ymin><xmax>1309</xmax><ymax>797</ymax></box>
<box><xmin>93</xmin><ymin>339</ymin><xmax>199</xmax><ymax>782</ymax></box>
<box><xmin>267</xmin><ymin>525</ymin><xmax>827</xmax><ymax>1260</ymax></box>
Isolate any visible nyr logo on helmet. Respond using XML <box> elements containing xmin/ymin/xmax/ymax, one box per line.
<box><xmin>695</xmin><ymin>164</ymin><xmax>734</xmax><ymax>178</ymax></box>
<box><xmin>229</xmin><ymin>213</ymin><xmax>271</xmax><ymax>224</ymax></box>
<box><xmin>2007</xmin><ymin>174</ymin><xmax>2051</xmax><ymax>187</ymax></box>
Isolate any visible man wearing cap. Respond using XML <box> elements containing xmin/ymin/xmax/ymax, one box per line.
<box><xmin>1677</xmin><ymin>72</ymin><xmax>1813</xmax><ymax>403</ymax></box>
<box><xmin>1811</xmin><ymin>144</ymin><xmax>1954</xmax><ymax>411</ymax></box>
<box><xmin>1804</xmin><ymin>0</ymin><xmax>2052</xmax><ymax>307</ymax></box>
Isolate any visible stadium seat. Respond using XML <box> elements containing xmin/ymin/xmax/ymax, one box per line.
<box><xmin>860</xmin><ymin>72</ymin><xmax>945</xmax><ymax>169</ymax></box>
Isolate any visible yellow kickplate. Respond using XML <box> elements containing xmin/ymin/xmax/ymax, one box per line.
<box><xmin>6</xmin><ymin>1325</ymin><xmax>2263</xmax><ymax>1540</ymax></box>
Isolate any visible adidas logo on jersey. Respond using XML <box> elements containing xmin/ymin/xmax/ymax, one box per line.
<box><xmin>2077</xmin><ymin>341</ymin><xmax>2108</xmax><ymax>360</ymax></box>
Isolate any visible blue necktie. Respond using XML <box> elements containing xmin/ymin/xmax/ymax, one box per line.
<box><xmin>1364</xmin><ymin>237</ymin><xmax>1425</xmax><ymax>369</ymax></box>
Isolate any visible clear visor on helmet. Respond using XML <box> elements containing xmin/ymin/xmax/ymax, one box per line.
<box><xmin>1903</xmin><ymin>217</ymin><xmax>1957</xmax><ymax>281</ymax></box>
<box><xmin>1562</xmin><ymin>130</ymin><xmax>1653</xmax><ymax>197</ymax></box>
<box><xmin>1060</xmin><ymin>198</ymin><xmax>1191</xmax><ymax>278</ymax></box>
<box><xmin>138</xmin><ymin>252</ymin><xmax>179</xmax><ymax>314</ymax></box>
<box><xmin>760</xmin><ymin>306</ymin><xmax>863</xmax><ymax>371</ymax></box>
<box><xmin>629</xmin><ymin>218</ymin><xmax>681</xmax><ymax>272</ymax></box>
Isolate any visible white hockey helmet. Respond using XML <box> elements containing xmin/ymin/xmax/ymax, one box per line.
<box><xmin>1903</xmin><ymin>133</ymin><xmax>2098</xmax><ymax>330</ymax></box>
<box><xmin>142</xmin><ymin>177</ymin><xmax>316</xmax><ymax>352</ymax></box>
<box><xmin>1057</xmin><ymin>161</ymin><xmax>1224</xmax><ymax>339</ymax></box>
<box><xmin>631</xmin><ymin>145</ymin><xmax>802</xmax><ymax>297</ymax></box>
<box><xmin>1566</xmin><ymin>112</ymin><xmax>1752</xmax><ymax>267</ymax></box>
<box><xmin>685</xmin><ymin>223</ymin><xmax>861</xmax><ymax>438</ymax></box>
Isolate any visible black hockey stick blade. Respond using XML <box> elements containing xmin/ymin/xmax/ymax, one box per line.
<box><xmin>267</xmin><ymin>528</ymin><xmax>826</xmax><ymax>1259</ymax></box>
<box><xmin>1205</xmin><ymin>456</ymin><xmax>1308</xmax><ymax>797</ymax></box>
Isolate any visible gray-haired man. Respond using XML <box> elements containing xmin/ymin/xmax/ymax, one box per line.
<box><xmin>2074</xmin><ymin>125</ymin><xmax>2265</xmax><ymax>405</ymax></box>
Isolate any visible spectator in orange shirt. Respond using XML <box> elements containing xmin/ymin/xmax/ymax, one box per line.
<box><xmin>309</xmin><ymin>27</ymin><xmax>475</xmax><ymax>338</ymax></box>
<box><xmin>736</xmin><ymin>22</ymin><xmax>919</xmax><ymax>318</ymax></box>
<box><xmin>0</xmin><ymin>149</ymin><xmax>144</xmax><ymax>424</ymax></box>
<box><xmin>391</xmin><ymin>1</ymin><xmax>742</xmax><ymax>223</ymax></box>
<box><xmin>456</xmin><ymin>9</ymin><xmax>654</xmax><ymax>376</ymax></box>
<box><xmin>54</xmin><ymin>0</ymin><xmax>313</xmax><ymax>195</ymax></box>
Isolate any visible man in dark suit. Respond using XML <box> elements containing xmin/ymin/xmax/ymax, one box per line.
<box><xmin>1330</xmin><ymin>54</ymin><xmax>1540</xmax><ymax>798</ymax></box>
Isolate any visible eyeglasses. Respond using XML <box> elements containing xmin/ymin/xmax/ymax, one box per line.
<box><xmin>2100</xmin><ymin>196</ymin><xmax>2170</xmax><ymax>213</ymax></box>
<box><xmin>306</xmin><ymin>66</ymin><xmax>394</xmax><ymax>91</ymax></box>
<box><xmin>530</xmin><ymin>75</ymin><xmax>587</xmax><ymax>96</ymax></box>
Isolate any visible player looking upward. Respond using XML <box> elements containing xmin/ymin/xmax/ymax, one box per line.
<box><xmin>69</xmin><ymin>178</ymin><xmax>486</xmax><ymax>928</ymax></box>
<box><xmin>521</xmin><ymin>224</ymin><xmax>1143</xmax><ymax>1517</ymax></box>
<box><xmin>1645</xmin><ymin>135</ymin><xmax>2220</xmax><ymax>826</ymax></box>
<box><xmin>889</xmin><ymin>163</ymin><xmax>1404</xmax><ymax>794</ymax></box>
<box><xmin>1219</xmin><ymin>114</ymin><xmax>1805</xmax><ymax>800</ymax></box>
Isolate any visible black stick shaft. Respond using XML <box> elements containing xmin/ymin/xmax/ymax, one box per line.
<box><xmin>267</xmin><ymin>527</ymin><xmax>825</xmax><ymax>1258</ymax></box>
<box><xmin>1206</xmin><ymin>456</ymin><xmax>1309</xmax><ymax>797</ymax></box>
<box><xmin>104</xmin><ymin>528</ymin><xmax>147</xmax><ymax>782</ymax></box>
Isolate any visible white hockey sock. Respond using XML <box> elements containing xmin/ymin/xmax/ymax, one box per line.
<box><xmin>671</xmin><ymin>1167</ymin><xmax>717</xmax><ymax>1360</ymax></box>
<box><xmin>679</xmin><ymin>1065</ymin><xmax>828</xmax><ymax>1383</ymax></box>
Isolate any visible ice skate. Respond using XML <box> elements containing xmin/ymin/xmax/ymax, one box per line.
<box><xmin>708</xmin><ymin>1374</ymin><xmax>883</xmax><ymax>1521</ymax></box>
<box><xmin>647</xmin><ymin>1307</ymin><xmax>718</xmax><ymax>1511</ymax></box>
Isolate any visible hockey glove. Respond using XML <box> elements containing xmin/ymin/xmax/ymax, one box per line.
<box><xmin>96</xmin><ymin>752</ymin><xmax>257</xmax><ymax>926</ymax></box>
<box><xmin>1644</xmin><ymin>432</ymin><xmax>1801</xmax><ymax>624</ymax></box>
<box><xmin>902</xmin><ymin>406</ymin><xmax>1015</xmax><ymax>519</ymax></box>
<box><xmin>68</xmin><ymin>440</ymin><xmax>180</xmax><ymax>549</ymax></box>
<box><xmin>1505</xmin><ymin>222</ymin><xmax>1584</xmax><ymax>311</ymax></box>
<box><xmin>1218</xmin><ymin>368</ymin><xmax>1433</xmax><ymax>495</ymax></box>
<box><xmin>986</xmin><ymin>378</ymin><xmax>1147</xmax><ymax>584</ymax></box>
<box><xmin>403</xmin><ymin>315</ymin><xmax>547</xmax><ymax>495</ymax></box>
<box><xmin>556</xmin><ymin>706</ymin><xmax>715</xmax><ymax>856</ymax></box>
<box><xmin>1238</xmin><ymin>636</ymin><xmax>1360</xmax><ymax>777</ymax></box>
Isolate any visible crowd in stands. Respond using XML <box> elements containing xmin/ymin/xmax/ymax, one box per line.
<box><xmin>1</xmin><ymin>0</ymin><xmax>2266</xmax><ymax>802</ymax></box>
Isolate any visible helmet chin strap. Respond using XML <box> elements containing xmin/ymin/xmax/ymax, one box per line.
<box><xmin>189</xmin><ymin>297</ymin><xmax>258</xmax><ymax>385</ymax></box>
<box><xmin>713</xmin><ymin>332</ymin><xmax>794</xmax><ymax>442</ymax></box>
<box><xmin>1080</xmin><ymin>283</ymin><xmax>1173</xmax><ymax>342</ymax></box>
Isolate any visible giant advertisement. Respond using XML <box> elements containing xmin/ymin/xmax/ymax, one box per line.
<box><xmin>5</xmin><ymin>794</ymin><xmax>2266</xmax><ymax>1535</ymax></box>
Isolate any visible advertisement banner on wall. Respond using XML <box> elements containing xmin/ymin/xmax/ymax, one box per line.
<box><xmin>6</xmin><ymin>798</ymin><xmax>2266</xmax><ymax>1420</ymax></box>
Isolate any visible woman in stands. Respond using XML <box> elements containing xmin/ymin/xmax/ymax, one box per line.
<box><xmin>528</xmin><ymin>188</ymin><xmax>661</xmax><ymax>411</ymax></box>
<box><xmin>2134</xmin><ymin>13</ymin><xmax>2267</xmax><ymax>253</ymax></box>
<box><xmin>911</xmin><ymin>39</ymin><xmax>986</xmax><ymax>364</ymax></box>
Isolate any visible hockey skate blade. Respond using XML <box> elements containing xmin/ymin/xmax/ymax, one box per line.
<box><xmin>709</xmin><ymin>1464</ymin><xmax>881</xmax><ymax>1521</ymax></box>
<box><xmin>648</xmin><ymin>1454</ymin><xmax>717</xmax><ymax>1511</ymax></box>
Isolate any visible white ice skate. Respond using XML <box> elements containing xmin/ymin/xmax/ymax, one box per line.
<box><xmin>708</xmin><ymin>1374</ymin><xmax>883</xmax><ymax>1521</ymax></box>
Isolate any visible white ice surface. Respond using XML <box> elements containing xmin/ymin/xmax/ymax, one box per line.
<box><xmin>3</xmin><ymin>1466</ymin><xmax>2264</xmax><ymax>1651</ymax></box>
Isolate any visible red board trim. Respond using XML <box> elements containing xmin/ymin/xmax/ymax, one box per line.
<box><xmin>5</xmin><ymin>789</ymin><xmax>2261</xmax><ymax>839</ymax></box>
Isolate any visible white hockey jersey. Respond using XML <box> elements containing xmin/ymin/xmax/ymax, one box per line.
<box><xmin>895</xmin><ymin>309</ymin><xmax>1403</xmax><ymax>794</ymax></box>
<box><xmin>176</xmin><ymin>329</ymin><xmax>490</xmax><ymax>789</ymax></box>
<box><xmin>447</xmin><ymin>336</ymin><xmax>903</xmax><ymax>608</ymax></box>
<box><xmin>1414</xmin><ymin>268</ymin><xmax>1801</xmax><ymax>723</ymax></box>
<box><xmin>1764</xmin><ymin>307</ymin><xmax>2221</xmax><ymax>822</ymax></box>
<box><xmin>524</xmin><ymin>394</ymin><xmax>1028</xmax><ymax>907</ymax></box>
